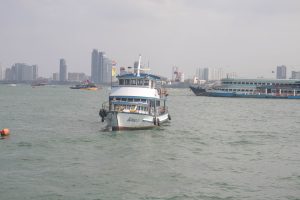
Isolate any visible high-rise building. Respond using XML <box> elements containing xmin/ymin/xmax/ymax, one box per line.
<box><xmin>59</xmin><ymin>59</ymin><xmax>67</xmax><ymax>82</ymax></box>
<box><xmin>172</xmin><ymin>66</ymin><xmax>184</xmax><ymax>82</ymax></box>
<box><xmin>32</xmin><ymin>65</ymin><xmax>38</xmax><ymax>80</ymax></box>
<box><xmin>0</xmin><ymin>65</ymin><xmax>2</xmax><ymax>80</ymax></box>
<box><xmin>198</xmin><ymin>68</ymin><xmax>224</xmax><ymax>81</ymax></box>
<box><xmin>5</xmin><ymin>68</ymin><xmax>12</xmax><ymax>80</ymax></box>
<box><xmin>276</xmin><ymin>65</ymin><xmax>287</xmax><ymax>79</ymax></box>
<box><xmin>68</xmin><ymin>72</ymin><xmax>87</xmax><ymax>82</ymax></box>
<box><xmin>91</xmin><ymin>49</ymin><xmax>112</xmax><ymax>84</ymax></box>
<box><xmin>291</xmin><ymin>71</ymin><xmax>300</xmax><ymax>79</ymax></box>
<box><xmin>91</xmin><ymin>49</ymin><xmax>99</xmax><ymax>83</ymax></box>
<box><xmin>4</xmin><ymin>63</ymin><xmax>38</xmax><ymax>81</ymax></box>
<box><xmin>53</xmin><ymin>73</ymin><xmax>59</xmax><ymax>81</ymax></box>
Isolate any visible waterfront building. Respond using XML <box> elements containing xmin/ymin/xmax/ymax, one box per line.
<box><xmin>291</xmin><ymin>71</ymin><xmax>300</xmax><ymax>79</ymax></box>
<box><xmin>91</xmin><ymin>49</ymin><xmax>112</xmax><ymax>84</ymax></box>
<box><xmin>0</xmin><ymin>65</ymin><xmax>2</xmax><ymax>80</ymax></box>
<box><xmin>32</xmin><ymin>65</ymin><xmax>38</xmax><ymax>80</ymax></box>
<box><xmin>59</xmin><ymin>59</ymin><xmax>67</xmax><ymax>82</ymax></box>
<box><xmin>172</xmin><ymin>66</ymin><xmax>184</xmax><ymax>82</ymax></box>
<box><xmin>5</xmin><ymin>68</ymin><xmax>12</xmax><ymax>80</ymax></box>
<box><xmin>4</xmin><ymin>63</ymin><xmax>38</xmax><ymax>82</ymax></box>
<box><xmin>276</xmin><ymin>65</ymin><xmax>287</xmax><ymax>79</ymax></box>
<box><xmin>53</xmin><ymin>73</ymin><xmax>59</xmax><ymax>81</ymax></box>
<box><xmin>197</xmin><ymin>67</ymin><xmax>224</xmax><ymax>81</ymax></box>
<box><xmin>68</xmin><ymin>72</ymin><xmax>87</xmax><ymax>82</ymax></box>
<box><xmin>102</xmin><ymin>56</ymin><xmax>113</xmax><ymax>84</ymax></box>
<box><xmin>91</xmin><ymin>49</ymin><xmax>99</xmax><ymax>83</ymax></box>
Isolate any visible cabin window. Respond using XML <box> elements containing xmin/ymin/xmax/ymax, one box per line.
<box><xmin>121</xmin><ymin>98</ymin><xmax>127</xmax><ymax>101</ymax></box>
<box><xmin>116</xmin><ymin>98</ymin><xmax>121</xmax><ymax>101</ymax></box>
<box><xmin>137</xmin><ymin>79</ymin><xmax>143</xmax><ymax>85</ymax></box>
<box><xmin>131</xmin><ymin>79</ymin><xmax>136</xmax><ymax>85</ymax></box>
<box><xmin>125</xmin><ymin>79</ymin><xmax>130</xmax><ymax>85</ymax></box>
<box><xmin>156</xmin><ymin>101</ymin><xmax>160</xmax><ymax>106</ymax></box>
<box><xmin>150</xmin><ymin>100</ymin><xmax>154</xmax><ymax>107</ymax></box>
<box><xmin>151</xmin><ymin>81</ymin><xmax>155</xmax><ymax>88</ymax></box>
<box><xmin>119</xmin><ymin>79</ymin><xmax>124</xmax><ymax>85</ymax></box>
<box><xmin>134</xmin><ymin>98</ymin><xmax>141</xmax><ymax>102</ymax></box>
<box><xmin>141</xmin><ymin>99</ymin><xmax>147</xmax><ymax>103</ymax></box>
<box><xmin>128</xmin><ymin>98</ymin><xmax>133</xmax><ymax>102</ymax></box>
<box><xmin>144</xmin><ymin>79</ymin><xmax>149</xmax><ymax>86</ymax></box>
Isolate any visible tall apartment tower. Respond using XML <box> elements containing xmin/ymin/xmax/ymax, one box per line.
<box><xmin>91</xmin><ymin>49</ymin><xmax>112</xmax><ymax>84</ymax></box>
<box><xmin>91</xmin><ymin>49</ymin><xmax>99</xmax><ymax>83</ymax></box>
<box><xmin>4</xmin><ymin>63</ymin><xmax>37</xmax><ymax>81</ymax></box>
<box><xmin>0</xmin><ymin>65</ymin><xmax>2</xmax><ymax>80</ymax></box>
<box><xmin>59</xmin><ymin>59</ymin><xmax>67</xmax><ymax>82</ymax></box>
<box><xmin>276</xmin><ymin>65</ymin><xmax>287</xmax><ymax>79</ymax></box>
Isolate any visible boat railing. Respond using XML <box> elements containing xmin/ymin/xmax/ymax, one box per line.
<box><xmin>157</xmin><ymin>88</ymin><xmax>168</xmax><ymax>98</ymax></box>
<box><xmin>102</xmin><ymin>101</ymin><xmax>109</xmax><ymax>110</ymax></box>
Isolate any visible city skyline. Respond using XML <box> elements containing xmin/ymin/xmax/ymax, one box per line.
<box><xmin>1</xmin><ymin>0</ymin><xmax>300</xmax><ymax>79</ymax></box>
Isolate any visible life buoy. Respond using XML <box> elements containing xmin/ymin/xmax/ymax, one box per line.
<box><xmin>1</xmin><ymin>128</ymin><xmax>10</xmax><ymax>136</ymax></box>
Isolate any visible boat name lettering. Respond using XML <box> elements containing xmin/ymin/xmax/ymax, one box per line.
<box><xmin>127</xmin><ymin>117</ymin><xmax>139</xmax><ymax>122</ymax></box>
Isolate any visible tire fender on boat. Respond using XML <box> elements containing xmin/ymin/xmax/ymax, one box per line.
<box><xmin>156</xmin><ymin>118</ymin><xmax>160</xmax><ymax>126</ymax></box>
<box><xmin>168</xmin><ymin>114</ymin><xmax>171</xmax><ymax>120</ymax></box>
<box><xmin>99</xmin><ymin>109</ymin><xmax>107</xmax><ymax>122</ymax></box>
<box><xmin>153</xmin><ymin>117</ymin><xmax>156</xmax><ymax>125</ymax></box>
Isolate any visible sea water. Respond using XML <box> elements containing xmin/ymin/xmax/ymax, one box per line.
<box><xmin>0</xmin><ymin>84</ymin><xmax>300</xmax><ymax>200</ymax></box>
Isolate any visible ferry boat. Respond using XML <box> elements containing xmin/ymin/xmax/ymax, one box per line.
<box><xmin>99</xmin><ymin>56</ymin><xmax>171</xmax><ymax>131</ymax></box>
<box><xmin>70</xmin><ymin>80</ymin><xmax>98</xmax><ymax>90</ymax></box>
<box><xmin>190</xmin><ymin>78</ymin><xmax>300</xmax><ymax>99</ymax></box>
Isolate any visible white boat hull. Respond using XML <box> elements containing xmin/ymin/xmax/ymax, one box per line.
<box><xmin>105</xmin><ymin>112</ymin><xmax>169</xmax><ymax>131</ymax></box>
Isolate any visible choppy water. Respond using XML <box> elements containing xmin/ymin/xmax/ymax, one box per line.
<box><xmin>0</xmin><ymin>84</ymin><xmax>300</xmax><ymax>200</ymax></box>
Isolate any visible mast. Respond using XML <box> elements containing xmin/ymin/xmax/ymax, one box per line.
<box><xmin>137</xmin><ymin>54</ymin><xmax>141</xmax><ymax>77</ymax></box>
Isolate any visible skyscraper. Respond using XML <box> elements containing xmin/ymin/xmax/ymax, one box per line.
<box><xmin>91</xmin><ymin>49</ymin><xmax>112</xmax><ymax>84</ymax></box>
<box><xmin>4</xmin><ymin>63</ymin><xmax>38</xmax><ymax>82</ymax></box>
<box><xmin>276</xmin><ymin>65</ymin><xmax>287</xmax><ymax>79</ymax></box>
<box><xmin>91</xmin><ymin>49</ymin><xmax>99</xmax><ymax>83</ymax></box>
<box><xmin>0</xmin><ymin>65</ymin><xmax>2</xmax><ymax>80</ymax></box>
<box><xmin>59</xmin><ymin>59</ymin><xmax>67</xmax><ymax>82</ymax></box>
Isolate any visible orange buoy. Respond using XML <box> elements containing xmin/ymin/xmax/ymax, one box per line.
<box><xmin>1</xmin><ymin>128</ymin><xmax>10</xmax><ymax>136</ymax></box>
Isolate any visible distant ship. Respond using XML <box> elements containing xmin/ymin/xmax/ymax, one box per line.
<box><xmin>70</xmin><ymin>80</ymin><xmax>98</xmax><ymax>90</ymax></box>
<box><xmin>190</xmin><ymin>78</ymin><xmax>300</xmax><ymax>99</ymax></box>
<box><xmin>99</xmin><ymin>55</ymin><xmax>171</xmax><ymax>131</ymax></box>
<box><xmin>31</xmin><ymin>81</ymin><xmax>47</xmax><ymax>87</ymax></box>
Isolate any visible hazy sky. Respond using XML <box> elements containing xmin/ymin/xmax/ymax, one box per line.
<box><xmin>1</xmin><ymin>0</ymin><xmax>300</xmax><ymax>79</ymax></box>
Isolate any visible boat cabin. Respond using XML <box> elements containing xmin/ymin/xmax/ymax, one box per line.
<box><xmin>108</xmin><ymin>73</ymin><xmax>168</xmax><ymax>115</ymax></box>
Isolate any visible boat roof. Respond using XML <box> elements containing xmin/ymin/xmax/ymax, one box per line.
<box><xmin>222</xmin><ymin>78</ymin><xmax>300</xmax><ymax>84</ymax></box>
<box><xmin>110</xmin><ymin>87</ymin><xmax>160</xmax><ymax>99</ymax></box>
<box><xmin>117</xmin><ymin>73</ymin><xmax>161</xmax><ymax>80</ymax></box>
